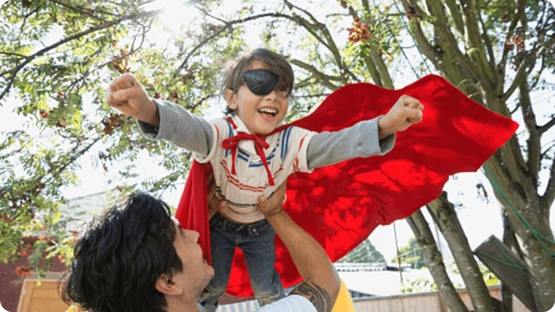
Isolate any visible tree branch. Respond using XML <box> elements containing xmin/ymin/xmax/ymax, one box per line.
<box><xmin>289</xmin><ymin>58</ymin><xmax>340</xmax><ymax>90</ymax></box>
<box><xmin>443</xmin><ymin>0</ymin><xmax>465</xmax><ymax>36</ymax></box>
<box><xmin>17</xmin><ymin>6</ymin><xmax>42</xmax><ymax>36</ymax></box>
<box><xmin>477</xmin><ymin>8</ymin><xmax>497</xmax><ymax>83</ymax></box>
<box><xmin>0</xmin><ymin>9</ymin><xmax>162</xmax><ymax>102</ymax></box>
<box><xmin>361</xmin><ymin>0</ymin><xmax>370</xmax><ymax>12</ymax></box>
<box><xmin>518</xmin><ymin>82</ymin><xmax>540</xmax><ymax>184</ymax></box>
<box><xmin>339</xmin><ymin>0</ymin><xmax>395</xmax><ymax>86</ymax></box>
<box><xmin>542</xmin><ymin>157</ymin><xmax>555</xmax><ymax>210</ymax></box>
<box><xmin>397</xmin><ymin>0</ymin><xmax>441</xmax><ymax>63</ymax></box>
<box><xmin>510</xmin><ymin>101</ymin><xmax>520</xmax><ymax>115</ymax></box>
<box><xmin>530</xmin><ymin>55</ymin><xmax>546</xmax><ymax>90</ymax></box>
<box><xmin>47</xmin><ymin>0</ymin><xmax>107</xmax><ymax>21</ymax></box>
<box><xmin>175</xmin><ymin>12</ymin><xmax>292</xmax><ymax>74</ymax></box>
<box><xmin>485</xmin><ymin>154</ymin><xmax>512</xmax><ymax>191</ymax></box>
<box><xmin>362</xmin><ymin>54</ymin><xmax>383</xmax><ymax>86</ymax></box>
<box><xmin>498</xmin><ymin>0</ymin><xmax>526</xmax><ymax>81</ymax></box>
<box><xmin>459</xmin><ymin>0</ymin><xmax>493</xmax><ymax>83</ymax></box>
<box><xmin>0</xmin><ymin>52</ymin><xmax>27</xmax><ymax>59</ymax></box>
<box><xmin>178</xmin><ymin>7</ymin><xmax>359</xmax><ymax>85</ymax></box>
<box><xmin>194</xmin><ymin>5</ymin><xmax>227</xmax><ymax>24</ymax></box>
<box><xmin>539</xmin><ymin>119</ymin><xmax>555</xmax><ymax>135</ymax></box>
<box><xmin>406</xmin><ymin>210</ymin><xmax>470</xmax><ymax>312</ymax></box>
<box><xmin>501</xmin><ymin>56</ymin><xmax>531</xmax><ymax>102</ymax></box>
<box><xmin>190</xmin><ymin>93</ymin><xmax>218</xmax><ymax>112</ymax></box>
<box><xmin>0</xmin><ymin>137</ymin><xmax>101</xmax><ymax>198</ymax></box>
<box><xmin>289</xmin><ymin>0</ymin><xmax>358</xmax><ymax>83</ymax></box>
<box><xmin>424</xmin><ymin>0</ymin><xmax>494</xmax><ymax>95</ymax></box>
<box><xmin>294</xmin><ymin>93</ymin><xmax>331</xmax><ymax>99</ymax></box>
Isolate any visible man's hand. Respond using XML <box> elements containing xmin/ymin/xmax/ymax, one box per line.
<box><xmin>207</xmin><ymin>171</ymin><xmax>230</xmax><ymax>218</ymax></box>
<box><xmin>106</xmin><ymin>73</ymin><xmax>160</xmax><ymax>127</ymax></box>
<box><xmin>378</xmin><ymin>95</ymin><xmax>424</xmax><ymax>138</ymax></box>
<box><xmin>257</xmin><ymin>182</ymin><xmax>287</xmax><ymax>218</ymax></box>
<box><xmin>259</xmin><ymin>180</ymin><xmax>340</xmax><ymax>311</ymax></box>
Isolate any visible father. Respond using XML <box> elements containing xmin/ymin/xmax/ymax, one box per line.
<box><xmin>62</xmin><ymin>182</ymin><xmax>340</xmax><ymax>312</ymax></box>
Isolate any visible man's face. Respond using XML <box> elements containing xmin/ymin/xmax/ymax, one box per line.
<box><xmin>171</xmin><ymin>219</ymin><xmax>215</xmax><ymax>297</ymax></box>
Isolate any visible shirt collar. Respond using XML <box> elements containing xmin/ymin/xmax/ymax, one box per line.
<box><xmin>231</xmin><ymin>115</ymin><xmax>282</xmax><ymax>157</ymax></box>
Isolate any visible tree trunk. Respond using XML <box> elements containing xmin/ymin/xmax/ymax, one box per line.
<box><xmin>501</xmin><ymin>212</ymin><xmax>514</xmax><ymax>312</ymax></box>
<box><xmin>428</xmin><ymin>192</ymin><xmax>496</xmax><ymax>312</ymax></box>
<box><xmin>494</xmin><ymin>192</ymin><xmax>555</xmax><ymax>311</ymax></box>
<box><xmin>407</xmin><ymin>210</ymin><xmax>469</xmax><ymax>312</ymax></box>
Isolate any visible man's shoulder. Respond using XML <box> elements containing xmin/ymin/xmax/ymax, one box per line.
<box><xmin>258</xmin><ymin>295</ymin><xmax>317</xmax><ymax>312</ymax></box>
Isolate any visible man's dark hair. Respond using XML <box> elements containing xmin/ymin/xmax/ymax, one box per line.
<box><xmin>62</xmin><ymin>193</ymin><xmax>183</xmax><ymax>312</ymax></box>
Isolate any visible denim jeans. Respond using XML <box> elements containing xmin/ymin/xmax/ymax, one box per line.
<box><xmin>198</xmin><ymin>213</ymin><xmax>285</xmax><ymax>312</ymax></box>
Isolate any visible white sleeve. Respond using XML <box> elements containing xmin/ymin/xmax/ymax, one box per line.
<box><xmin>306</xmin><ymin>116</ymin><xmax>396</xmax><ymax>169</ymax></box>
<box><xmin>137</xmin><ymin>99</ymin><xmax>214</xmax><ymax>156</ymax></box>
<box><xmin>193</xmin><ymin>118</ymin><xmax>231</xmax><ymax>164</ymax></box>
<box><xmin>258</xmin><ymin>295</ymin><xmax>318</xmax><ymax>312</ymax></box>
<box><xmin>284</xmin><ymin>126</ymin><xmax>317</xmax><ymax>174</ymax></box>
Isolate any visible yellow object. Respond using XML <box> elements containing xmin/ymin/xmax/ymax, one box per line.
<box><xmin>331</xmin><ymin>279</ymin><xmax>355</xmax><ymax>312</ymax></box>
<box><xmin>65</xmin><ymin>304</ymin><xmax>83</xmax><ymax>312</ymax></box>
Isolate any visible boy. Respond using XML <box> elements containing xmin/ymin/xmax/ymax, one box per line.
<box><xmin>106</xmin><ymin>48</ymin><xmax>423</xmax><ymax>311</ymax></box>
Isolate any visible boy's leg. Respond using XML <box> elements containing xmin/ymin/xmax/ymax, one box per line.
<box><xmin>198</xmin><ymin>214</ymin><xmax>236</xmax><ymax>312</ymax></box>
<box><xmin>240</xmin><ymin>219</ymin><xmax>285</xmax><ymax>307</ymax></box>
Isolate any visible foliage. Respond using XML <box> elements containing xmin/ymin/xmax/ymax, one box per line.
<box><xmin>400</xmin><ymin>277</ymin><xmax>438</xmax><ymax>294</ymax></box>
<box><xmin>339</xmin><ymin>239</ymin><xmax>385</xmax><ymax>263</ymax></box>
<box><xmin>0</xmin><ymin>0</ymin><xmax>553</xmax><ymax>307</ymax></box>
<box><xmin>391</xmin><ymin>237</ymin><xmax>425</xmax><ymax>269</ymax></box>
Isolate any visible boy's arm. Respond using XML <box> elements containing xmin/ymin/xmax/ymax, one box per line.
<box><xmin>307</xmin><ymin>117</ymin><xmax>394</xmax><ymax>169</ymax></box>
<box><xmin>306</xmin><ymin>94</ymin><xmax>423</xmax><ymax>169</ymax></box>
<box><xmin>106</xmin><ymin>73</ymin><xmax>214</xmax><ymax>157</ymax></box>
<box><xmin>137</xmin><ymin>99</ymin><xmax>214</xmax><ymax>157</ymax></box>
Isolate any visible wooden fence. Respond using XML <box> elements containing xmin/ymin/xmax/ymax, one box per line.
<box><xmin>15</xmin><ymin>279</ymin><xmax>530</xmax><ymax>312</ymax></box>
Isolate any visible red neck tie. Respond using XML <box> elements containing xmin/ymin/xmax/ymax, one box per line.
<box><xmin>221</xmin><ymin>118</ymin><xmax>289</xmax><ymax>187</ymax></box>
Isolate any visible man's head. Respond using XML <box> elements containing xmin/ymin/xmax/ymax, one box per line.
<box><xmin>222</xmin><ymin>48</ymin><xmax>294</xmax><ymax>135</ymax></box>
<box><xmin>62</xmin><ymin>193</ymin><xmax>214</xmax><ymax>312</ymax></box>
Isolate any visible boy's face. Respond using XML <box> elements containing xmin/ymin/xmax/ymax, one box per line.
<box><xmin>226</xmin><ymin>60</ymin><xmax>290</xmax><ymax>135</ymax></box>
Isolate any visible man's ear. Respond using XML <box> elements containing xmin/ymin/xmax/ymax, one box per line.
<box><xmin>224</xmin><ymin>89</ymin><xmax>237</xmax><ymax>110</ymax></box>
<box><xmin>155</xmin><ymin>274</ymin><xmax>182</xmax><ymax>296</ymax></box>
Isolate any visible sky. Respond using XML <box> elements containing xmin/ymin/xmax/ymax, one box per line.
<box><xmin>1</xmin><ymin>0</ymin><xmax>554</xmax><ymax>264</ymax></box>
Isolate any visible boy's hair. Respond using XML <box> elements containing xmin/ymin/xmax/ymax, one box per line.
<box><xmin>222</xmin><ymin>48</ymin><xmax>294</xmax><ymax>115</ymax></box>
<box><xmin>62</xmin><ymin>193</ymin><xmax>183</xmax><ymax>312</ymax></box>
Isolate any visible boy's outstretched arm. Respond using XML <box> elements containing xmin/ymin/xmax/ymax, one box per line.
<box><xmin>256</xmin><ymin>183</ymin><xmax>340</xmax><ymax>312</ymax></box>
<box><xmin>105</xmin><ymin>74</ymin><xmax>214</xmax><ymax>158</ymax></box>
<box><xmin>377</xmin><ymin>95</ymin><xmax>424</xmax><ymax>138</ymax></box>
<box><xmin>106</xmin><ymin>73</ymin><xmax>160</xmax><ymax>127</ymax></box>
<box><xmin>306</xmin><ymin>94</ymin><xmax>423</xmax><ymax>169</ymax></box>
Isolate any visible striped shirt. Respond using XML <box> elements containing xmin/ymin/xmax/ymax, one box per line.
<box><xmin>194</xmin><ymin>115</ymin><xmax>316</xmax><ymax>223</ymax></box>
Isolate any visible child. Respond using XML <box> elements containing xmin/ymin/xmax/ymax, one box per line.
<box><xmin>106</xmin><ymin>48</ymin><xmax>423</xmax><ymax>311</ymax></box>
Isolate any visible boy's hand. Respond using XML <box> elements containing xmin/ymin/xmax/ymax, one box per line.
<box><xmin>378</xmin><ymin>95</ymin><xmax>424</xmax><ymax>138</ymax></box>
<box><xmin>257</xmin><ymin>182</ymin><xmax>287</xmax><ymax>218</ymax></box>
<box><xmin>106</xmin><ymin>73</ymin><xmax>160</xmax><ymax>127</ymax></box>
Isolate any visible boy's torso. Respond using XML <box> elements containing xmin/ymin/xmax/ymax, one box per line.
<box><xmin>200</xmin><ymin>117</ymin><xmax>314</xmax><ymax>223</ymax></box>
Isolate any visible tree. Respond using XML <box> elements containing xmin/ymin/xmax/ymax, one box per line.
<box><xmin>408</xmin><ymin>210</ymin><xmax>470</xmax><ymax>311</ymax></box>
<box><xmin>339</xmin><ymin>239</ymin><xmax>385</xmax><ymax>263</ymax></box>
<box><xmin>1</xmin><ymin>0</ymin><xmax>553</xmax><ymax>310</ymax></box>
<box><xmin>394</xmin><ymin>0</ymin><xmax>555</xmax><ymax>309</ymax></box>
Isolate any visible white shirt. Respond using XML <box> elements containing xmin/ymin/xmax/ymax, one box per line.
<box><xmin>259</xmin><ymin>295</ymin><xmax>317</xmax><ymax>312</ymax></box>
<box><xmin>194</xmin><ymin>115</ymin><xmax>316</xmax><ymax>223</ymax></box>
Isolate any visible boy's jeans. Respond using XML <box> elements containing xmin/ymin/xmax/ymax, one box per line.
<box><xmin>198</xmin><ymin>213</ymin><xmax>285</xmax><ymax>312</ymax></box>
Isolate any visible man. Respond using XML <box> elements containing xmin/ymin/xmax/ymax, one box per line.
<box><xmin>62</xmin><ymin>182</ymin><xmax>340</xmax><ymax>312</ymax></box>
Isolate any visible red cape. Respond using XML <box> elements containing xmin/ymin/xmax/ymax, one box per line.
<box><xmin>175</xmin><ymin>74</ymin><xmax>518</xmax><ymax>296</ymax></box>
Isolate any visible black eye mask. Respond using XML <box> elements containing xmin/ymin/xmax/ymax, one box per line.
<box><xmin>242</xmin><ymin>69</ymin><xmax>281</xmax><ymax>96</ymax></box>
